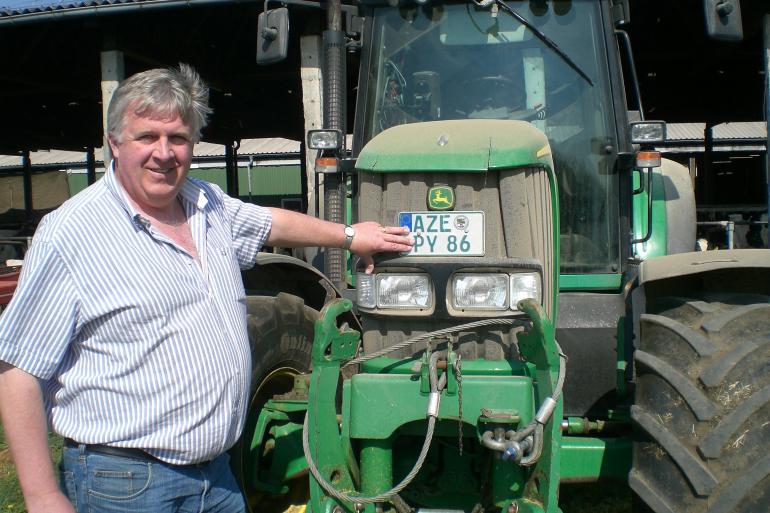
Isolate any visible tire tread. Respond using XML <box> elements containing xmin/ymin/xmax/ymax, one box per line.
<box><xmin>632</xmin><ymin>295</ymin><xmax>770</xmax><ymax>513</ymax></box>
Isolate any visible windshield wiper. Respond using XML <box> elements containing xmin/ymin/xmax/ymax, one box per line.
<box><xmin>489</xmin><ymin>0</ymin><xmax>594</xmax><ymax>86</ymax></box>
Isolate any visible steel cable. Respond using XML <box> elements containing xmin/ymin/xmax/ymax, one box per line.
<box><xmin>301</xmin><ymin>352</ymin><xmax>444</xmax><ymax>507</ymax></box>
<box><xmin>344</xmin><ymin>318</ymin><xmax>531</xmax><ymax>368</ymax></box>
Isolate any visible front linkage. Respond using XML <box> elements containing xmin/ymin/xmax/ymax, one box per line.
<box><xmin>301</xmin><ymin>298</ymin><xmax>566</xmax><ymax>513</ymax></box>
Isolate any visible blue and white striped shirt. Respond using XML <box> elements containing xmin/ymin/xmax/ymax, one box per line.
<box><xmin>0</xmin><ymin>164</ymin><xmax>272</xmax><ymax>464</ymax></box>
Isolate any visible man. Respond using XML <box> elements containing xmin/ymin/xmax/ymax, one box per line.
<box><xmin>0</xmin><ymin>64</ymin><xmax>412</xmax><ymax>513</ymax></box>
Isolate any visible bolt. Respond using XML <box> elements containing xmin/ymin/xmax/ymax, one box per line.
<box><xmin>507</xmin><ymin>502</ymin><xmax>519</xmax><ymax>513</ymax></box>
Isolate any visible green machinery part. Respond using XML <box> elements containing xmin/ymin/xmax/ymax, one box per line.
<box><xmin>247</xmin><ymin>299</ymin><xmax>633</xmax><ymax>512</ymax></box>
<box><xmin>302</xmin><ymin>298</ymin><xmax>566</xmax><ymax>513</ymax></box>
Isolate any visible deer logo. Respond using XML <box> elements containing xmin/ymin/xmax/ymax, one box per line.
<box><xmin>428</xmin><ymin>186</ymin><xmax>455</xmax><ymax>211</ymax></box>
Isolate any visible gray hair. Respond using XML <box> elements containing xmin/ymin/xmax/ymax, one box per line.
<box><xmin>107</xmin><ymin>63</ymin><xmax>212</xmax><ymax>143</ymax></box>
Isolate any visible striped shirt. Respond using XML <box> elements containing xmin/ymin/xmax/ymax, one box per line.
<box><xmin>0</xmin><ymin>164</ymin><xmax>272</xmax><ymax>464</ymax></box>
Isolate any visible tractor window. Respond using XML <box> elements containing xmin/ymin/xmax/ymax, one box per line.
<box><xmin>362</xmin><ymin>0</ymin><xmax>620</xmax><ymax>274</ymax></box>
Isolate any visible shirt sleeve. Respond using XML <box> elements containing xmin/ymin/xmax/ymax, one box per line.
<box><xmin>0</xmin><ymin>238</ymin><xmax>81</xmax><ymax>380</ymax></box>
<box><xmin>220</xmin><ymin>191</ymin><xmax>273</xmax><ymax>269</ymax></box>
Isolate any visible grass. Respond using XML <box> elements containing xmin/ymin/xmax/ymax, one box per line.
<box><xmin>0</xmin><ymin>422</ymin><xmax>63</xmax><ymax>513</ymax></box>
<box><xmin>0</xmin><ymin>424</ymin><xmax>631</xmax><ymax>513</ymax></box>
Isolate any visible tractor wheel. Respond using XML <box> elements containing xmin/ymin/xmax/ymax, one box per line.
<box><xmin>230</xmin><ymin>293</ymin><xmax>318</xmax><ymax>513</ymax></box>
<box><xmin>630</xmin><ymin>295</ymin><xmax>770</xmax><ymax>513</ymax></box>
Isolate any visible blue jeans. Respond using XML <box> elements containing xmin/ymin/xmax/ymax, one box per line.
<box><xmin>60</xmin><ymin>444</ymin><xmax>246</xmax><ymax>513</ymax></box>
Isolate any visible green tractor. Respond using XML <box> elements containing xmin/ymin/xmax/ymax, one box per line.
<box><xmin>233</xmin><ymin>1</ymin><xmax>770</xmax><ymax>512</ymax></box>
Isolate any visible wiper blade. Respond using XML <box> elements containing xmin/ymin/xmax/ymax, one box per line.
<box><xmin>492</xmin><ymin>0</ymin><xmax>594</xmax><ymax>86</ymax></box>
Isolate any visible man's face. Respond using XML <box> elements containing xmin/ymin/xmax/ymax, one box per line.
<box><xmin>109</xmin><ymin>108</ymin><xmax>195</xmax><ymax>211</ymax></box>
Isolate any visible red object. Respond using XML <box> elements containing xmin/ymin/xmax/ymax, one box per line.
<box><xmin>0</xmin><ymin>266</ymin><xmax>21</xmax><ymax>307</ymax></box>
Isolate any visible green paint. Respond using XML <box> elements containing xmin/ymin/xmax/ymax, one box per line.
<box><xmin>248</xmin><ymin>405</ymin><xmax>307</xmax><ymax>493</ymax></box>
<box><xmin>67</xmin><ymin>172</ymin><xmax>105</xmax><ymax>196</ymax></box>
<box><xmin>356</xmin><ymin>120</ymin><xmax>553</xmax><ymax>173</ymax></box>
<box><xmin>361</xmin><ymin>357</ymin><xmax>532</xmax><ymax>376</ymax></box>
<box><xmin>66</xmin><ymin>166</ymin><xmax>301</xmax><ymax>206</ymax></box>
<box><xmin>297</xmin><ymin>297</ymin><xmax>566</xmax><ymax>512</ymax></box>
<box><xmin>189</xmin><ymin>165</ymin><xmax>300</xmax><ymax>196</ymax></box>
<box><xmin>307</xmin><ymin>300</ymin><xmax>362</xmax><ymax>511</ymax></box>
<box><xmin>348</xmin><ymin>374</ymin><xmax>535</xmax><ymax>439</ymax></box>
<box><xmin>360</xmin><ymin>438</ymin><xmax>393</xmax><ymax>496</ymax></box>
<box><xmin>516</xmin><ymin>299</ymin><xmax>563</xmax><ymax>513</ymax></box>
<box><xmin>559</xmin><ymin>274</ymin><xmax>622</xmax><ymax>291</ymax></box>
<box><xmin>631</xmin><ymin>168</ymin><xmax>668</xmax><ymax>259</ymax></box>
<box><xmin>560</xmin><ymin>437</ymin><xmax>632</xmax><ymax>482</ymax></box>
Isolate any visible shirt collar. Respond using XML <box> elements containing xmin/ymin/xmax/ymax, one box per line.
<box><xmin>179</xmin><ymin>178</ymin><xmax>209</xmax><ymax>211</ymax></box>
<box><xmin>104</xmin><ymin>161</ymin><xmax>209</xmax><ymax>228</ymax></box>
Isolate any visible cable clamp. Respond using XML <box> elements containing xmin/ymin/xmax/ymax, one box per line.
<box><xmin>535</xmin><ymin>397</ymin><xmax>557</xmax><ymax>425</ymax></box>
<box><xmin>427</xmin><ymin>392</ymin><xmax>441</xmax><ymax>418</ymax></box>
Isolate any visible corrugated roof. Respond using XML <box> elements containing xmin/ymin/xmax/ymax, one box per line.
<box><xmin>713</xmin><ymin>121</ymin><xmax>767</xmax><ymax>141</ymax></box>
<box><xmin>0</xmin><ymin>138</ymin><xmax>300</xmax><ymax>169</ymax></box>
<box><xmin>665</xmin><ymin>122</ymin><xmax>767</xmax><ymax>142</ymax></box>
<box><xmin>0</xmin><ymin>0</ymin><xmax>191</xmax><ymax>18</ymax></box>
<box><xmin>194</xmin><ymin>138</ymin><xmax>300</xmax><ymax>158</ymax></box>
<box><xmin>665</xmin><ymin>123</ymin><xmax>705</xmax><ymax>142</ymax></box>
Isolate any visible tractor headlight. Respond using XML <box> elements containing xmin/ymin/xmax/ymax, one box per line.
<box><xmin>357</xmin><ymin>273</ymin><xmax>433</xmax><ymax>309</ymax></box>
<box><xmin>451</xmin><ymin>273</ymin><xmax>508</xmax><ymax>310</ymax></box>
<box><xmin>510</xmin><ymin>272</ymin><xmax>541</xmax><ymax>310</ymax></box>
<box><xmin>449</xmin><ymin>271</ymin><xmax>541</xmax><ymax>312</ymax></box>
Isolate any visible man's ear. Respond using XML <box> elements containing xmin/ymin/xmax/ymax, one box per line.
<box><xmin>107</xmin><ymin>133</ymin><xmax>120</xmax><ymax>160</ymax></box>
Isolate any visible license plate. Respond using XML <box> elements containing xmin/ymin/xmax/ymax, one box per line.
<box><xmin>398</xmin><ymin>211</ymin><xmax>484</xmax><ymax>256</ymax></box>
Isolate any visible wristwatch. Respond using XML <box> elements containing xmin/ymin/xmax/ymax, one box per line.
<box><xmin>342</xmin><ymin>225</ymin><xmax>355</xmax><ymax>250</ymax></box>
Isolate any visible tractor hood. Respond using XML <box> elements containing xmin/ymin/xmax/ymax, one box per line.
<box><xmin>356</xmin><ymin>119</ymin><xmax>554</xmax><ymax>173</ymax></box>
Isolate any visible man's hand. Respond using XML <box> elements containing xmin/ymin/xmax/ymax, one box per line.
<box><xmin>348</xmin><ymin>221</ymin><xmax>414</xmax><ymax>274</ymax></box>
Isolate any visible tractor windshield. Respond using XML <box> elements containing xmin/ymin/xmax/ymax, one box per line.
<box><xmin>360</xmin><ymin>0</ymin><xmax>621</xmax><ymax>274</ymax></box>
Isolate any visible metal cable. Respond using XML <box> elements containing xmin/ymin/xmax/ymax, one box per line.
<box><xmin>344</xmin><ymin>318</ymin><xmax>530</xmax><ymax>368</ymax></box>
<box><xmin>511</xmin><ymin>341</ymin><xmax>567</xmax><ymax>444</ymax></box>
<box><xmin>301</xmin><ymin>353</ymin><xmax>444</xmax><ymax>507</ymax></box>
<box><xmin>520</xmin><ymin>424</ymin><xmax>544</xmax><ymax>467</ymax></box>
<box><xmin>309</xmin><ymin>317</ymin><xmax>563</xmax><ymax>487</ymax></box>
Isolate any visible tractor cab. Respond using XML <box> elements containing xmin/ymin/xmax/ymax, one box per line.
<box><xmin>354</xmin><ymin>0</ymin><xmax>630</xmax><ymax>276</ymax></box>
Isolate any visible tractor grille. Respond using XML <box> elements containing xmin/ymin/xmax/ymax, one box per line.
<box><xmin>359</xmin><ymin>165</ymin><xmax>554</xmax><ymax>316</ymax></box>
<box><xmin>357</xmin><ymin>166</ymin><xmax>555</xmax><ymax>359</ymax></box>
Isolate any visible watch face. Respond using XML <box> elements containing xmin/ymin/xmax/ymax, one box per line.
<box><xmin>345</xmin><ymin>226</ymin><xmax>355</xmax><ymax>237</ymax></box>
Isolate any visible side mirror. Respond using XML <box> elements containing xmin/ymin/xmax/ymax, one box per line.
<box><xmin>703</xmin><ymin>0</ymin><xmax>743</xmax><ymax>41</ymax></box>
<box><xmin>257</xmin><ymin>7</ymin><xmax>290</xmax><ymax>65</ymax></box>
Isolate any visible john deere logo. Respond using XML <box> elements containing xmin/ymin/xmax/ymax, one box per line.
<box><xmin>428</xmin><ymin>186</ymin><xmax>454</xmax><ymax>211</ymax></box>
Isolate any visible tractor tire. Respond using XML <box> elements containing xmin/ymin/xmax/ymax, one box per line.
<box><xmin>630</xmin><ymin>295</ymin><xmax>770</xmax><ymax>513</ymax></box>
<box><xmin>230</xmin><ymin>292</ymin><xmax>318</xmax><ymax>513</ymax></box>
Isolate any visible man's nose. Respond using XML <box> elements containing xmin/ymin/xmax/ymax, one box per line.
<box><xmin>155</xmin><ymin>138</ymin><xmax>176</xmax><ymax>162</ymax></box>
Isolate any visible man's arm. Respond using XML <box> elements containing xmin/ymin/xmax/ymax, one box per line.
<box><xmin>266</xmin><ymin>208</ymin><xmax>413</xmax><ymax>273</ymax></box>
<box><xmin>0</xmin><ymin>362</ymin><xmax>75</xmax><ymax>513</ymax></box>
